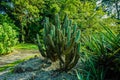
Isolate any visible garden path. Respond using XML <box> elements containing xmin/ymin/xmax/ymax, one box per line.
<box><xmin>0</xmin><ymin>49</ymin><xmax>39</xmax><ymax>67</ymax></box>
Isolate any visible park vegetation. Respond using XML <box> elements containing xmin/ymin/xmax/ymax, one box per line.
<box><xmin>0</xmin><ymin>0</ymin><xmax>120</xmax><ymax>80</ymax></box>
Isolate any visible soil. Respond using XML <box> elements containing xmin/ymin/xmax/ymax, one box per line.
<box><xmin>0</xmin><ymin>50</ymin><xmax>78</xmax><ymax>80</ymax></box>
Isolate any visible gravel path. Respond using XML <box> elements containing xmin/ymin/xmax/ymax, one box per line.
<box><xmin>0</xmin><ymin>49</ymin><xmax>39</xmax><ymax>67</ymax></box>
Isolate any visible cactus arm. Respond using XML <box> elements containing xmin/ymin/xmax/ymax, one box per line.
<box><xmin>73</xmin><ymin>24</ymin><xmax>77</xmax><ymax>34</ymax></box>
<box><xmin>75</xmin><ymin>30</ymin><xmax>81</xmax><ymax>43</ymax></box>
<box><xmin>67</xmin><ymin>27</ymin><xmax>71</xmax><ymax>46</ymax></box>
<box><xmin>55</xmin><ymin>14</ymin><xmax>61</xmax><ymax>29</ymax></box>
<box><xmin>36</xmin><ymin>34</ymin><xmax>46</xmax><ymax>57</ymax></box>
<box><xmin>67</xmin><ymin>53</ymin><xmax>80</xmax><ymax>71</ymax></box>
<box><xmin>47</xmin><ymin>34</ymin><xmax>55</xmax><ymax>48</ymax></box>
<box><xmin>63</xmin><ymin>40</ymin><xmax>75</xmax><ymax>55</ymax></box>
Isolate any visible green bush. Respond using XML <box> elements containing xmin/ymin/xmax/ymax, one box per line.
<box><xmin>37</xmin><ymin>14</ymin><xmax>81</xmax><ymax>71</ymax></box>
<box><xmin>0</xmin><ymin>23</ymin><xmax>18</xmax><ymax>55</ymax></box>
<box><xmin>77</xmin><ymin>26</ymin><xmax>120</xmax><ymax>80</ymax></box>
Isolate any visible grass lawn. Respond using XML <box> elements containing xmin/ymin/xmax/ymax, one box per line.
<box><xmin>14</xmin><ymin>43</ymin><xmax>38</xmax><ymax>50</ymax></box>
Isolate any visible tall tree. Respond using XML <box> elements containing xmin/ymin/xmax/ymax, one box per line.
<box><xmin>101</xmin><ymin>0</ymin><xmax>120</xmax><ymax>19</ymax></box>
<box><xmin>2</xmin><ymin>0</ymin><xmax>44</xmax><ymax>43</ymax></box>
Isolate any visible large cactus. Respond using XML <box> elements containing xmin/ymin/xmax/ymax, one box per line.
<box><xmin>37</xmin><ymin>14</ymin><xmax>81</xmax><ymax>71</ymax></box>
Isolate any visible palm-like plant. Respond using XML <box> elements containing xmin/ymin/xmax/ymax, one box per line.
<box><xmin>77</xmin><ymin>26</ymin><xmax>120</xmax><ymax>80</ymax></box>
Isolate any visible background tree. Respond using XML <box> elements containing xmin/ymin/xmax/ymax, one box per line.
<box><xmin>0</xmin><ymin>0</ymin><xmax>119</xmax><ymax>43</ymax></box>
<box><xmin>100</xmin><ymin>0</ymin><xmax>120</xmax><ymax>19</ymax></box>
<box><xmin>1</xmin><ymin>0</ymin><xmax>44</xmax><ymax>43</ymax></box>
<box><xmin>11</xmin><ymin>0</ymin><xmax>44</xmax><ymax>43</ymax></box>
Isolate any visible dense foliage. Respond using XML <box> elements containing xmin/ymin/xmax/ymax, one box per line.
<box><xmin>0</xmin><ymin>0</ymin><xmax>119</xmax><ymax>43</ymax></box>
<box><xmin>0</xmin><ymin>22</ymin><xmax>17</xmax><ymax>55</ymax></box>
<box><xmin>77</xmin><ymin>26</ymin><xmax>120</xmax><ymax>80</ymax></box>
<box><xmin>0</xmin><ymin>0</ymin><xmax>120</xmax><ymax>79</ymax></box>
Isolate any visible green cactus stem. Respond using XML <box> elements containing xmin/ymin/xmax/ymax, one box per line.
<box><xmin>37</xmin><ymin>14</ymin><xmax>81</xmax><ymax>71</ymax></box>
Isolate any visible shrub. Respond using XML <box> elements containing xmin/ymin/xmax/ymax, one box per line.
<box><xmin>37</xmin><ymin>14</ymin><xmax>81</xmax><ymax>71</ymax></box>
<box><xmin>0</xmin><ymin>23</ymin><xmax>18</xmax><ymax>55</ymax></box>
<box><xmin>77</xmin><ymin>26</ymin><xmax>120</xmax><ymax>80</ymax></box>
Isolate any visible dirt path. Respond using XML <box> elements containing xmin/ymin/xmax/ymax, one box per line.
<box><xmin>0</xmin><ymin>49</ymin><xmax>39</xmax><ymax>67</ymax></box>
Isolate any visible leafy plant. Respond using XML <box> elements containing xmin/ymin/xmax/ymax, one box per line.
<box><xmin>0</xmin><ymin>23</ymin><xmax>18</xmax><ymax>55</ymax></box>
<box><xmin>77</xmin><ymin>26</ymin><xmax>120</xmax><ymax>80</ymax></box>
<box><xmin>37</xmin><ymin>14</ymin><xmax>81</xmax><ymax>71</ymax></box>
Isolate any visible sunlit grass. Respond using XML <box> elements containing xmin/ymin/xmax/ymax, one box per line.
<box><xmin>14</xmin><ymin>43</ymin><xmax>38</xmax><ymax>50</ymax></box>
